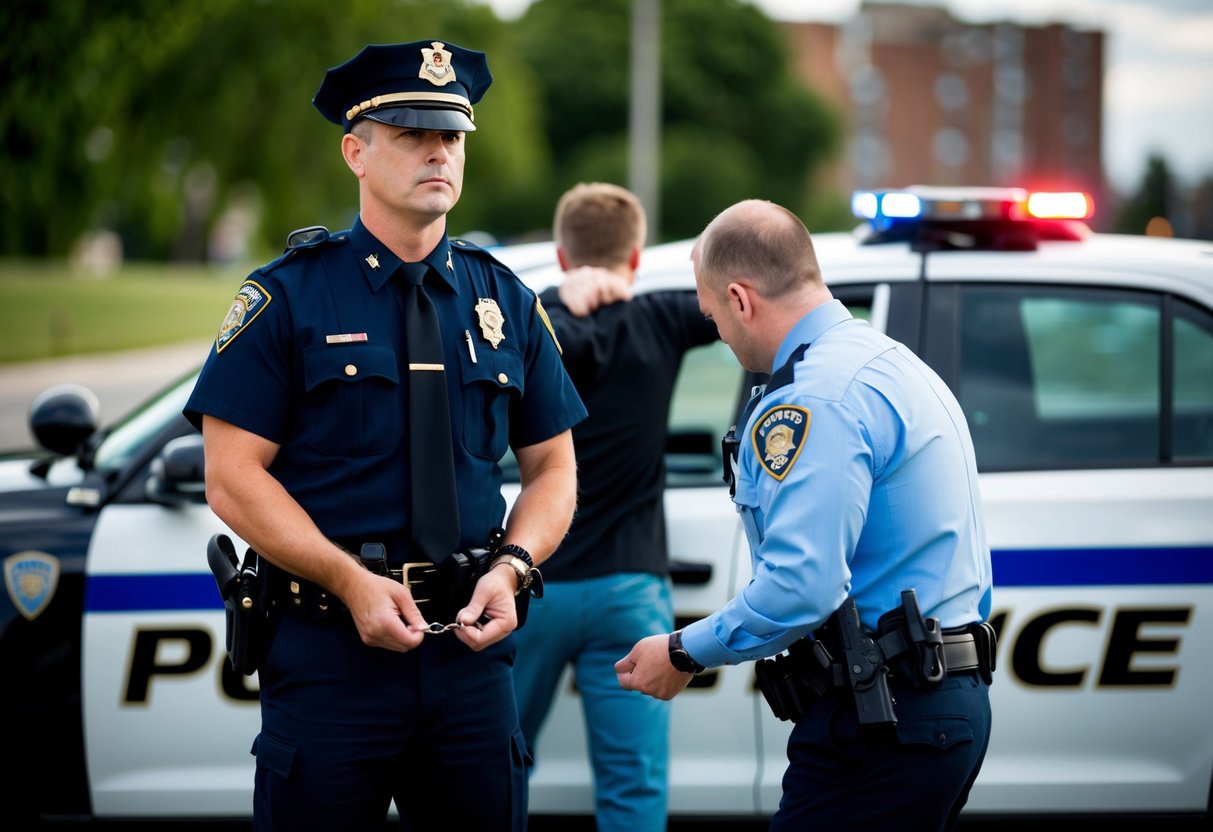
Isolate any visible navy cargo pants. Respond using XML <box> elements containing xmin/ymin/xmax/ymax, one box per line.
<box><xmin>252</xmin><ymin>612</ymin><xmax>529</xmax><ymax>831</ymax></box>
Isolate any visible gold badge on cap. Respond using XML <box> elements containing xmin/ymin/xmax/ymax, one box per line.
<box><xmin>420</xmin><ymin>42</ymin><xmax>457</xmax><ymax>87</ymax></box>
<box><xmin>474</xmin><ymin>298</ymin><xmax>505</xmax><ymax>349</ymax></box>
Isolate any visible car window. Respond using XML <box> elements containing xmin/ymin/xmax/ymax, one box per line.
<box><xmin>666</xmin><ymin>341</ymin><xmax>743</xmax><ymax>487</ymax></box>
<box><xmin>1174</xmin><ymin>299</ymin><xmax>1213</xmax><ymax>460</ymax></box>
<box><xmin>92</xmin><ymin>370</ymin><xmax>199</xmax><ymax>472</ymax></box>
<box><xmin>957</xmin><ymin>285</ymin><xmax>1213</xmax><ymax>470</ymax></box>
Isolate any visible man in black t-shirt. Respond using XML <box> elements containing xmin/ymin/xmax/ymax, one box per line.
<box><xmin>512</xmin><ymin>183</ymin><xmax>717</xmax><ymax>832</ymax></box>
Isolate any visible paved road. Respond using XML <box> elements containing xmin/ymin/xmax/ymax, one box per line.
<box><xmin>0</xmin><ymin>340</ymin><xmax>210</xmax><ymax>453</ymax></box>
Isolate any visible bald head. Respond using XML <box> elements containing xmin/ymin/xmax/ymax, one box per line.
<box><xmin>693</xmin><ymin>199</ymin><xmax>823</xmax><ymax>299</ymax></box>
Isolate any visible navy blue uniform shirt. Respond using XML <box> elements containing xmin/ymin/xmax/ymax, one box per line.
<box><xmin>184</xmin><ymin>217</ymin><xmax>586</xmax><ymax>555</ymax></box>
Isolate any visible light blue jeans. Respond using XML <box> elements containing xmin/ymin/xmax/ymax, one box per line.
<box><xmin>513</xmin><ymin>572</ymin><xmax>673</xmax><ymax>832</ymax></box>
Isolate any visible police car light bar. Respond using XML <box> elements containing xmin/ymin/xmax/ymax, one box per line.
<box><xmin>852</xmin><ymin>186</ymin><xmax>1094</xmax><ymax>223</ymax></box>
<box><xmin>1024</xmin><ymin>191</ymin><xmax>1093</xmax><ymax>220</ymax></box>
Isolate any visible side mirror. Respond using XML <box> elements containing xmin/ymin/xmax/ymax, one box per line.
<box><xmin>146</xmin><ymin>433</ymin><xmax>207</xmax><ymax>505</ymax></box>
<box><xmin>28</xmin><ymin>384</ymin><xmax>100</xmax><ymax>456</ymax></box>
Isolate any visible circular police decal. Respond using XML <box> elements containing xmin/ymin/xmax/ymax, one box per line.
<box><xmin>751</xmin><ymin>404</ymin><xmax>810</xmax><ymax>480</ymax></box>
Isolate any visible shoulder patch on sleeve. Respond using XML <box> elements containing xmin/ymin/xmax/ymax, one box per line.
<box><xmin>216</xmin><ymin>279</ymin><xmax>271</xmax><ymax>353</ymax></box>
<box><xmin>535</xmin><ymin>296</ymin><xmax>562</xmax><ymax>354</ymax></box>
<box><xmin>751</xmin><ymin>404</ymin><xmax>810</xmax><ymax>480</ymax></box>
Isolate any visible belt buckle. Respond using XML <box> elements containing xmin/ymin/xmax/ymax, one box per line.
<box><xmin>399</xmin><ymin>561</ymin><xmax>437</xmax><ymax>604</ymax></box>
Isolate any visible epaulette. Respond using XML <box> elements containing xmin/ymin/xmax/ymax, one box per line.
<box><xmin>449</xmin><ymin>236</ymin><xmax>506</xmax><ymax>262</ymax></box>
<box><xmin>256</xmin><ymin>226</ymin><xmax>350</xmax><ymax>275</ymax></box>
<box><xmin>448</xmin><ymin>237</ymin><xmax>522</xmax><ymax>277</ymax></box>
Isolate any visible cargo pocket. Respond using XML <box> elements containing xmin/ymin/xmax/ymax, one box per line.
<box><xmin>893</xmin><ymin>714</ymin><xmax>974</xmax><ymax>750</ymax></box>
<box><xmin>252</xmin><ymin>732</ymin><xmax>298</xmax><ymax>780</ymax></box>
<box><xmin>301</xmin><ymin>343</ymin><xmax>401</xmax><ymax>456</ymax></box>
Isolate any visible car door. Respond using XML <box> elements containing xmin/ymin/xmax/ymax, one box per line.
<box><xmin>923</xmin><ymin>278</ymin><xmax>1213</xmax><ymax>814</ymax></box>
<box><xmin>80</xmin><ymin>377</ymin><xmax>259</xmax><ymax>819</ymax></box>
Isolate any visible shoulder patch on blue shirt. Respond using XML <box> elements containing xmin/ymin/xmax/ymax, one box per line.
<box><xmin>216</xmin><ymin>279</ymin><xmax>271</xmax><ymax>353</ymax></box>
<box><xmin>751</xmin><ymin>404</ymin><xmax>810</xmax><ymax>480</ymax></box>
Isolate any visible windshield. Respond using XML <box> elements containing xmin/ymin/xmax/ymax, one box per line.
<box><xmin>92</xmin><ymin>370</ymin><xmax>200</xmax><ymax>472</ymax></box>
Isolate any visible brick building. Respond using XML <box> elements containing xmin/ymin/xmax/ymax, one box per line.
<box><xmin>783</xmin><ymin>2</ymin><xmax>1107</xmax><ymax>208</ymax></box>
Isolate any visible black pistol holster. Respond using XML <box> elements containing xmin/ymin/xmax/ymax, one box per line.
<box><xmin>207</xmin><ymin>533</ymin><xmax>267</xmax><ymax>676</ymax></box>
<box><xmin>756</xmin><ymin>589</ymin><xmax>990</xmax><ymax>727</ymax></box>
<box><xmin>836</xmin><ymin>596</ymin><xmax>899</xmax><ymax>726</ymax></box>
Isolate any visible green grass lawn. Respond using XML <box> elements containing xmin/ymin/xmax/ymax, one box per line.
<box><xmin>0</xmin><ymin>260</ymin><xmax>252</xmax><ymax>363</ymax></box>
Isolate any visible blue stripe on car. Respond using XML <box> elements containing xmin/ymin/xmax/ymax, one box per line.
<box><xmin>82</xmin><ymin>546</ymin><xmax>1213</xmax><ymax>612</ymax></box>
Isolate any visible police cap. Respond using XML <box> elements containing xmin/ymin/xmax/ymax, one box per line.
<box><xmin>313</xmin><ymin>41</ymin><xmax>491</xmax><ymax>133</ymax></box>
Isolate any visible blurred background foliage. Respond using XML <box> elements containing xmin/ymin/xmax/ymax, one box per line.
<box><xmin>0</xmin><ymin>0</ymin><xmax>844</xmax><ymax>264</ymax></box>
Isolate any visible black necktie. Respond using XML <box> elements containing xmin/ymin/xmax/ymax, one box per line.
<box><xmin>401</xmin><ymin>262</ymin><xmax>460</xmax><ymax>562</ymax></box>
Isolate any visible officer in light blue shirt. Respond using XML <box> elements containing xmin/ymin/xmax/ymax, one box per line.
<box><xmin>616</xmin><ymin>199</ymin><xmax>993</xmax><ymax>831</ymax></box>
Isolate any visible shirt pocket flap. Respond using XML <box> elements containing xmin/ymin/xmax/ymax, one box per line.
<box><xmin>459</xmin><ymin>347</ymin><xmax>524</xmax><ymax>394</ymax></box>
<box><xmin>303</xmin><ymin>343</ymin><xmax>400</xmax><ymax>393</ymax></box>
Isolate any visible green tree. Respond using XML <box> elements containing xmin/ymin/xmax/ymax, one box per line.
<box><xmin>513</xmin><ymin>0</ymin><xmax>841</xmax><ymax>241</ymax></box>
<box><xmin>0</xmin><ymin>0</ymin><xmax>550</xmax><ymax>260</ymax></box>
<box><xmin>1114</xmin><ymin>154</ymin><xmax>1176</xmax><ymax>236</ymax></box>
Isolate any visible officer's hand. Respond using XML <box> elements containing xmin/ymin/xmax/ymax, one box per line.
<box><xmin>558</xmin><ymin>266</ymin><xmax>633</xmax><ymax>317</ymax></box>
<box><xmin>344</xmin><ymin>570</ymin><xmax>427</xmax><ymax>652</ymax></box>
<box><xmin>454</xmin><ymin>566</ymin><xmax>518</xmax><ymax>651</ymax></box>
<box><xmin>615</xmin><ymin>633</ymin><xmax>694</xmax><ymax>701</ymax></box>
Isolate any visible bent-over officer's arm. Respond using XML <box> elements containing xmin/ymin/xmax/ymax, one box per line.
<box><xmin>455</xmin><ymin>428</ymin><xmax>578</xmax><ymax>650</ymax></box>
<box><xmin>201</xmin><ymin>414</ymin><xmax>428</xmax><ymax>652</ymax></box>
<box><xmin>615</xmin><ymin>633</ymin><xmax>696</xmax><ymax>701</ymax></box>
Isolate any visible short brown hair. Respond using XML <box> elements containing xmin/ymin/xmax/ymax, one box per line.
<box><xmin>553</xmin><ymin>182</ymin><xmax>646</xmax><ymax>268</ymax></box>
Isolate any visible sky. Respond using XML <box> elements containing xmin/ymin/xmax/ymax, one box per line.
<box><xmin>486</xmin><ymin>0</ymin><xmax>1213</xmax><ymax>194</ymax></box>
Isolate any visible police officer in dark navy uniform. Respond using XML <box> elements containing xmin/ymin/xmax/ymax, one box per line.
<box><xmin>616</xmin><ymin>199</ymin><xmax>994</xmax><ymax>831</ymax></box>
<box><xmin>185</xmin><ymin>40</ymin><xmax>586</xmax><ymax>832</ymax></box>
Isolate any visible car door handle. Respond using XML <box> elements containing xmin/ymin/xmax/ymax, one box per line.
<box><xmin>669</xmin><ymin>559</ymin><xmax>712</xmax><ymax>585</ymax></box>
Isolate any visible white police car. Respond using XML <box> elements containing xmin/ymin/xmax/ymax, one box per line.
<box><xmin>3</xmin><ymin>187</ymin><xmax>1211</xmax><ymax>825</ymax></box>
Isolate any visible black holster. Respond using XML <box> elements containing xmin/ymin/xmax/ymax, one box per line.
<box><xmin>207</xmin><ymin>533</ymin><xmax>267</xmax><ymax>676</ymax></box>
<box><xmin>876</xmin><ymin>588</ymin><xmax>946</xmax><ymax>689</ymax></box>
<box><xmin>754</xmin><ymin>638</ymin><xmax>840</xmax><ymax>722</ymax></box>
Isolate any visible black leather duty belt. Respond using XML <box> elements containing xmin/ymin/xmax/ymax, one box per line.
<box><xmin>269</xmin><ymin>550</ymin><xmax>493</xmax><ymax>625</ymax></box>
<box><xmin>937</xmin><ymin>630</ymin><xmax>981</xmax><ymax>673</ymax></box>
<box><xmin>810</xmin><ymin>621</ymin><xmax>995</xmax><ymax>687</ymax></box>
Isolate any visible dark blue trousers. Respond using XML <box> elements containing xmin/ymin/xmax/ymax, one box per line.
<box><xmin>252</xmin><ymin>613</ymin><xmax>529</xmax><ymax>832</ymax></box>
<box><xmin>770</xmin><ymin>670</ymin><xmax>991</xmax><ymax>832</ymax></box>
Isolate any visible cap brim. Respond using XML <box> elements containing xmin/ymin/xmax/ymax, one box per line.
<box><xmin>362</xmin><ymin>106</ymin><xmax>476</xmax><ymax>132</ymax></box>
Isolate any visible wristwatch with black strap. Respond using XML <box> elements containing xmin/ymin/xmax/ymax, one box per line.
<box><xmin>668</xmin><ymin>629</ymin><xmax>705</xmax><ymax>674</ymax></box>
<box><xmin>491</xmin><ymin>544</ymin><xmax>544</xmax><ymax>598</ymax></box>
